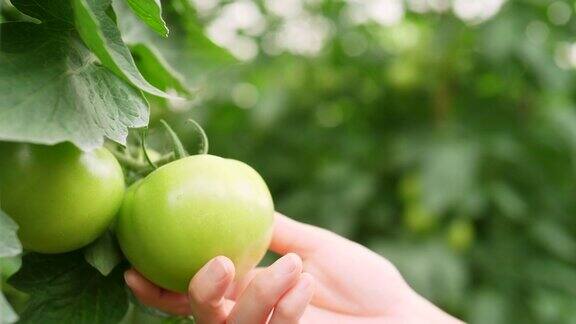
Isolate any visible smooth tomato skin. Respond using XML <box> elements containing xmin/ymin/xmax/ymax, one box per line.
<box><xmin>0</xmin><ymin>142</ymin><xmax>125</xmax><ymax>253</ymax></box>
<box><xmin>117</xmin><ymin>154</ymin><xmax>274</xmax><ymax>293</ymax></box>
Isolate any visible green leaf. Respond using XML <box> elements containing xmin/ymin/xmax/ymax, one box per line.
<box><xmin>10</xmin><ymin>0</ymin><xmax>73</xmax><ymax>25</ymax></box>
<box><xmin>9</xmin><ymin>252</ymin><xmax>128</xmax><ymax>324</ymax></box>
<box><xmin>0</xmin><ymin>210</ymin><xmax>21</xmax><ymax>324</ymax></box>
<box><xmin>468</xmin><ymin>289</ymin><xmax>509</xmax><ymax>324</ymax></box>
<box><xmin>0</xmin><ymin>291</ymin><xmax>18</xmax><ymax>324</ymax></box>
<box><xmin>0</xmin><ymin>257</ymin><xmax>22</xmax><ymax>281</ymax></box>
<box><xmin>125</xmin><ymin>0</ymin><xmax>168</xmax><ymax>37</ymax></box>
<box><xmin>0</xmin><ymin>210</ymin><xmax>21</xmax><ymax>258</ymax></box>
<box><xmin>371</xmin><ymin>240</ymin><xmax>468</xmax><ymax>309</ymax></box>
<box><xmin>490</xmin><ymin>182</ymin><xmax>527</xmax><ymax>221</ymax></box>
<box><xmin>529</xmin><ymin>288</ymin><xmax>576</xmax><ymax>323</ymax></box>
<box><xmin>421</xmin><ymin>139</ymin><xmax>479</xmax><ymax>215</ymax></box>
<box><xmin>131</xmin><ymin>43</ymin><xmax>190</xmax><ymax>96</ymax></box>
<box><xmin>0</xmin><ymin>21</ymin><xmax>149</xmax><ymax>150</ymax></box>
<box><xmin>128</xmin><ymin>293</ymin><xmax>171</xmax><ymax>319</ymax></box>
<box><xmin>120</xmin><ymin>302</ymin><xmax>195</xmax><ymax>324</ymax></box>
<box><xmin>114</xmin><ymin>0</ymin><xmax>235</xmax><ymax>86</ymax></box>
<box><xmin>530</xmin><ymin>220</ymin><xmax>576</xmax><ymax>262</ymax></box>
<box><xmin>72</xmin><ymin>0</ymin><xmax>173</xmax><ymax>98</ymax></box>
<box><xmin>110</xmin><ymin>1</ymin><xmax>190</xmax><ymax>98</ymax></box>
<box><xmin>526</xmin><ymin>259</ymin><xmax>576</xmax><ymax>296</ymax></box>
<box><xmin>85</xmin><ymin>231</ymin><xmax>123</xmax><ymax>276</ymax></box>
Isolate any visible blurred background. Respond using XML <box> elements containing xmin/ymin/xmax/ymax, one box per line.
<box><xmin>136</xmin><ymin>0</ymin><xmax>576</xmax><ymax>322</ymax></box>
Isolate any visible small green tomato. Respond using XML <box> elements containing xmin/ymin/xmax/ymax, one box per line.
<box><xmin>0</xmin><ymin>142</ymin><xmax>125</xmax><ymax>253</ymax></box>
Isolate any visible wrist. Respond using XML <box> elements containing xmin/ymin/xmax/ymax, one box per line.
<box><xmin>402</xmin><ymin>290</ymin><xmax>464</xmax><ymax>324</ymax></box>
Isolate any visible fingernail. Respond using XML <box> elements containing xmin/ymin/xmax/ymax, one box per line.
<box><xmin>124</xmin><ymin>271</ymin><xmax>135</xmax><ymax>287</ymax></box>
<box><xmin>273</xmin><ymin>253</ymin><xmax>300</xmax><ymax>275</ymax></box>
<box><xmin>208</xmin><ymin>256</ymin><xmax>232</xmax><ymax>283</ymax></box>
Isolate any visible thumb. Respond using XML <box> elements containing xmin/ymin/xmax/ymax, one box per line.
<box><xmin>269</xmin><ymin>212</ymin><xmax>336</xmax><ymax>255</ymax></box>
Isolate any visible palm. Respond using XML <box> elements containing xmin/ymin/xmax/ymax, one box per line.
<box><xmin>298</xmin><ymin>241</ymin><xmax>410</xmax><ymax>323</ymax></box>
<box><xmin>270</xmin><ymin>215</ymin><xmax>459</xmax><ymax>324</ymax></box>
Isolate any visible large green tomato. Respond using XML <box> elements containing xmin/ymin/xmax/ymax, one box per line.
<box><xmin>117</xmin><ymin>154</ymin><xmax>274</xmax><ymax>293</ymax></box>
<box><xmin>0</xmin><ymin>142</ymin><xmax>125</xmax><ymax>253</ymax></box>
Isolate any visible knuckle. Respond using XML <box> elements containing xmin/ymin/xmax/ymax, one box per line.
<box><xmin>189</xmin><ymin>287</ymin><xmax>222</xmax><ymax>311</ymax></box>
<box><xmin>204</xmin><ymin>298</ymin><xmax>222</xmax><ymax>311</ymax></box>
<box><xmin>189</xmin><ymin>288</ymin><xmax>207</xmax><ymax>305</ymax></box>
<box><xmin>250</xmin><ymin>275</ymin><xmax>273</xmax><ymax>301</ymax></box>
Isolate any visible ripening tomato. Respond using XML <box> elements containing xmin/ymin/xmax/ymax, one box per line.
<box><xmin>0</xmin><ymin>142</ymin><xmax>125</xmax><ymax>253</ymax></box>
<box><xmin>116</xmin><ymin>154</ymin><xmax>274</xmax><ymax>293</ymax></box>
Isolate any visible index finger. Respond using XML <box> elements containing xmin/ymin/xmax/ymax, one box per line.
<box><xmin>125</xmin><ymin>269</ymin><xmax>191</xmax><ymax>316</ymax></box>
<box><xmin>269</xmin><ymin>212</ymin><xmax>336</xmax><ymax>255</ymax></box>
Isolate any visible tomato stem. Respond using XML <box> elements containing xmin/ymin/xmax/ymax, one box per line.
<box><xmin>110</xmin><ymin>149</ymin><xmax>147</xmax><ymax>170</ymax></box>
<box><xmin>108</xmin><ymin>145</ymin><xmax>173</xmax><ymax>173</ymax></box>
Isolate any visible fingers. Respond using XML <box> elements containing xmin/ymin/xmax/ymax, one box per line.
<box><xmin>269</xmin><ymin>273</ymin><xmax>316</xmax><ymax>324</ymax></box>
<box><xmin>225</xmin><ymin>267</ymin><xmax>265</xmax><ymax>300</ymax></box>
<box><xmin>270</xmin><ymin>212</ymin><xmax>336</xmax><ymax>255</ymax></box>
<box><xmin>125</xmin><ymin>269</ymin><xmax>191</xmax><ymax>316</ymax></box>
<box><xmin>227</xmin><ymin>253</ymin><xmax>303</xmax><ymax>324</ymax></box>
<box><xmin>188</xmin><ymin>256</ymin><xmax>235</xmax><ymax>324</ymax></box>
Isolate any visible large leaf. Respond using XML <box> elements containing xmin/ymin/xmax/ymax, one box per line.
<box><xmin>84</xmin><ymin>231</ymin><xmax>123</xmax><ymax>276</ymax></box>
<box><xmin>73</xmin><ymin>0</ymin><xmax>173</xmax><ymax>98</ymax></box>
<box><xmin>0</xmin><ymin>210</ymin><xmax>21</xmax><ymax>258</ymax></box>
<box><xmin>0</xmin><ymin>257</ymin><xmax>21</xmax><ymax>281</ymax></box>
<box><xmin>115</xmin><ymin>0</ymin><xmax>235</xmax><ymax>86</ymax></box>
<box><xmin>120</xmin><ymin>302</ymin><xmax>196</xmax><ymax>324</ymax></box>
<box><xmin>10</xmin><ymin>252</ymin><xmax>128</xmax><ymax>324</ymax></box>
<box><xmin>0</xmin><ymin>21</ymin><xmax>148</xmax><ymax>150</ymax></box>
<box><xmin>125</xmin><ymin>0</ymin><xmax>168</xmax><ymax>37</ymax></box>
<box><xmin>10</xmin><ymin>0</ymin><xmax>73</xmax><ymax>25</ymax></box>
<box><xmin>112</xmin><ymin>1</ymin><xmax>191</xmax><ymax>98</ymax></box>
<box><xmin>131</xmin><ymin>43</ymin><xmax>190</xmax><ymax>95</ymax></box>
<box><xmin>0</xmin><ymin>210</ymin><xmax>21</xmax><ymax>324</ymax></box>
<box><xmin>0</xmin><ymin>292</ymin><xmax>18</xmax><ymax>324</ymax></box>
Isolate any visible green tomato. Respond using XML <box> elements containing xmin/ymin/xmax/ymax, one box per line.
<box><xmin>0</xmin><ymin>142</ymin><xmax>125</xmax><ymax>254</ymax></box>
<box><xmin>117</xmin><ymin>154</ymin><xmax>274</xmax><ymax>293</ymax></box>
<box><xmin>447</xmin><ymin>218</ymin><xmax>475</xmax><ymax>253</ymax></box>
<box><xmin>403</xmin><ymin>203</ymin><xmax>438</xmax><ymax>234</ymax></box>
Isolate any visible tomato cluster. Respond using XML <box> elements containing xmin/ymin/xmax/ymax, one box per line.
<box><xmin>0</xmin><ymin>142</ymin><xmax>274</xmax><ymax>293</ymax></box>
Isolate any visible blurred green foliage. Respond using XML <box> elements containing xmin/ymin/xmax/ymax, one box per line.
<box><xmin>140</xmin><ymin>0</ymin><xmax>576</xmax><ymax>322</ymax></box>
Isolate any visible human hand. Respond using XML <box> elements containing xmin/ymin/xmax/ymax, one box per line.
<box><xmin>125</xmin><ymin>213</ymin><xmax>463</xmax><ymax>323</ymax></box>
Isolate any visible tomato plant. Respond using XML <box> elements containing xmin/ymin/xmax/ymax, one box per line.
<box><xmin>0</xmin><ymin>122</ymin><xmax>274</xmax><ymax>323</ymax></box>
<box><xmin>0</xmin><ymin>0</ymin><xmax>227</xmax><ymax>322</ymax></box>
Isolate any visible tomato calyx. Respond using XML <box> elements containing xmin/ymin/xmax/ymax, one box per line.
<box><xmin>160</xmin><ymin>118</ymin><xmax>209</xmax><ymax>159</ymax></box>
<box><xmin>107</xmin><ymin>119</ymin><xmax>209</xmax><ymax>178</ymax></box>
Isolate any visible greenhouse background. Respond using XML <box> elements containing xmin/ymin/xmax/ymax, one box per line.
<box><xmin>4</xmin><ymin>0</ymin><xmax>576</xmax><ymax>322</ymax></box>
<box><xmin>156</xmin><ymin>0</ymin><xmax>576</xmax><ymax>322</ymax></box>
